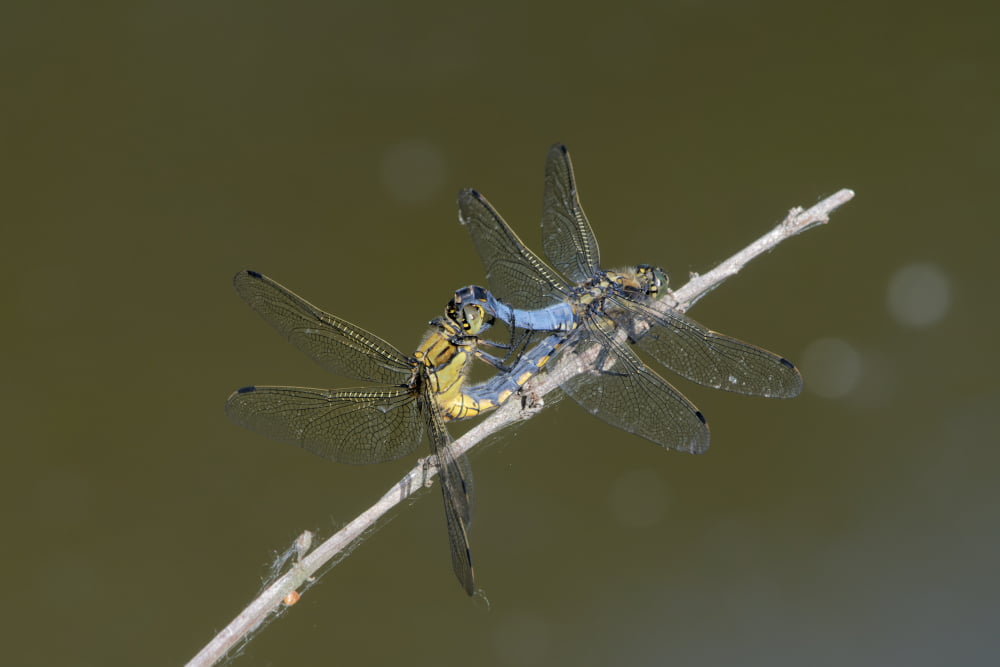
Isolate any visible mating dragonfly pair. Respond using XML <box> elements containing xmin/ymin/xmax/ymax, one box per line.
<box><xmin>226</xmin><ymin>145</ymin><xmax>803</xmax><ymax>595</ymax></box>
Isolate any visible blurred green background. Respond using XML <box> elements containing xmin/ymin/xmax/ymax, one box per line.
<box><xmin>4</xmin><ymin>2</ymin><xmax>997</xmax><ymax>665</ymax></box>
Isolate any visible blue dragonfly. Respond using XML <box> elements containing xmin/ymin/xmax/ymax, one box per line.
<box><xmin>225</xmin><ymin>270</ymin><xmax>562</xmax><ymax>594</ymax></box>
<box><xmin>451</xmin><ymin>145</ymin><xmax>803</xmax><ymax>454</ymax></box>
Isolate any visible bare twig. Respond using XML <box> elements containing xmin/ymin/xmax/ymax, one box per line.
<box><xmin>186</xmin><ymin>188</ymin><xmax>854</xmax><ymax>667</ymax></box>
<box><xmin>674</xmin><ymin>189</ymin><xmax>855</xmax><ymax>310</ymax></box>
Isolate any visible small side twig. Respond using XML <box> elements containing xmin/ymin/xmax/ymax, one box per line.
<box><xmin>186</xmin><ymin>188</ymin><xmax>854</xmax><ymax>667</ymax></box>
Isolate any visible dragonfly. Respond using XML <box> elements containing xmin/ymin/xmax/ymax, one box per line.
<box><xmin>225</xmin><ymin>269</ymin><xmax>562</xmax><ymax>595</ymax></box>
<box><xmin>453</xmin><ymin>144</ymin><xmax>803</xmax><ymax>454</ymax></box>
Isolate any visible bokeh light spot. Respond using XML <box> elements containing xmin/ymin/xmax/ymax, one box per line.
<box><xmin>800</xmin><ymin>337</ymin><xmax>863</xmax><ymax>398</ymax></box>
<box><xmin>380</xmin><ymin>138</ymin><xmax>446</xmax><ymax>204</ymax></box>
<box><xmin>887</xmin><ymin>262</ymin><xmax>951</xmax><ymax>328</ymax></box>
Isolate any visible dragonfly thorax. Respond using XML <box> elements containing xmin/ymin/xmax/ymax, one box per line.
<box><xmin>601</xmin><ymin>265</ymin><xmax>669</xmax><ymax>301</ymax></box>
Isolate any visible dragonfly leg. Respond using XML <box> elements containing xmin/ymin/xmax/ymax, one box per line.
<box><xmin>472</xmin><ymin>348</ymin><xmax>512</xmax><ymax>372</ymax></box>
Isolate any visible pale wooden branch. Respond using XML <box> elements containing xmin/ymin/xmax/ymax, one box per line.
<box><xmin>673</xmin><ymin>188</ymin><xmax>856</xmax><ymax>310</ymax></box>
<box><xmin>186</xmin><ymin>188</ymin><xmax>854</xmax><ymax>667</ymax></box>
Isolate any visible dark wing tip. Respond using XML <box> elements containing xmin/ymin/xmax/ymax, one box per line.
<box><xmin>457</xmin><ymin>188</ymin><xmax>479</xmax><ymax>210</ymax></box>
<box><xmin>462</xmin><ymin>549</ymin><xmax>475</xmax><ymax>596</ymax></box>
<box><xmin>234</xmin><ymin>269</ymin><xmax>263</xmax><ymax>286</ymax></box>
<box><xmin>550</xmin><ymin>143</ymin><xmax>569</xmax><ymax>155</ymax></box>
<box><xmin>686</xmin><ymin>411</ymin><xmax>711</xmax><ymax>455</ymax></box>
<box><xmin>778</xmin><ymin>357</ymin><xmax>805</xmax><ymax>398</ymax></box>
<box><xmin>234</xmin><ymin>385</ymin><xmax>257</xmax><ymax>394</ymax></box>
<box><xmin>457</xmin><ymin>189</ymin><xmax>488</xmax><ymax>226</ymax></box>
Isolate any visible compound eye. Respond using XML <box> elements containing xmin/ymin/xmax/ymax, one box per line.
<box><xmin>640</xmin><ymin>265</ymin><xmax>667</xmax><ymax>296</ymax></box>
<box><xmin>653</xmin><ymin>267</ymin><xmax>668</xmax><ymax>290</ymax></box>
<box><xmin>462</xmin><ymin>304</ymin><xmax>485</xmax><ymax>333</ymax></box>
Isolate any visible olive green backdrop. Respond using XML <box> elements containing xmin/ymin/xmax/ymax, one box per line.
<box><xmin>4</xmin><ymin>2</ymin><xmax>997</xmax><ymax>665</ymax></box>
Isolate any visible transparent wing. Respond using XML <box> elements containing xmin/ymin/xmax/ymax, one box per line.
<box><xmin>225</xmin><ymin>385</ymin><xmax>424</xmax><ymax>464</ymax></box>
<box><xmin>613</xmin><ymin>296</ymin><xmax>803</xmax><ymax>398</ymax></box>
<box><xmin>541</xmin><ymin>144</ymin><xmax>601</xmax><ymax>284</ymax></box>
<box><xmin>420</xmin><ymin>389</ymin><xmax>476</xmax><ymax>595</ymax></box>
<box><xmin>458</xmin><ymin>189</ymin><xmax>570</xmax><ymax>310</ymax></box>
<box><xmin>562</xmin><ymin>317</ymin><xmax>711</xmax><ymax>454</ymax></box>
<box><xmin>233</xmin><ymin>270</ymin><xmax>412</xmax><ymax>384</ymax></box>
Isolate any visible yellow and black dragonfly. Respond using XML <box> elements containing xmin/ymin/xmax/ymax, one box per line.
<box><xmin>225</xmin><ymin>270</ymin><xmax>561</xmax><ymax>594</ymax></box>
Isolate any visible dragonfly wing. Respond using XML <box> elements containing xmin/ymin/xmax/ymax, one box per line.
<box><xmin>458</xmin><ymin>188</ymin><xmax>570</xmax><ymax>310</ymax></box>
<box><xmin>561</xmin><ymin>317</ymin><xmax>710</xmax><ymax>454</ymax></box>
<box><xmin>617</xmin><ymin>297</ymin><xmax>804</xmax><ymax>398</ymax></box>
<box><xmin>541</xmin><ymin>144</ymin><xmax>601</xmax><ymax>283</ymax></box>
<box><xmin>421</xmin><ymin>389</ymin><xmax>476</xmax><ymax>595</ymax></box>
<box><xmin>233</xmin><ymin>270</ymin><xmax>413</xmax><ymax>384</ymax></box>
<box><xmin>225</xmin><ymin>385</ymin><xmax>424</xmax><ymax>464</ymax></box>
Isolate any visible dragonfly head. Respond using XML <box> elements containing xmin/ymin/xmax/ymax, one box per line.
<box><xmin>635</xmin><ymin>264</ymin><xmax>669</xmax><ymax>299</ymax></box>
<box><xmin>445</xmin><ymin>287</ymin><xmax>496</xmax><ymax>336</ymax></box>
